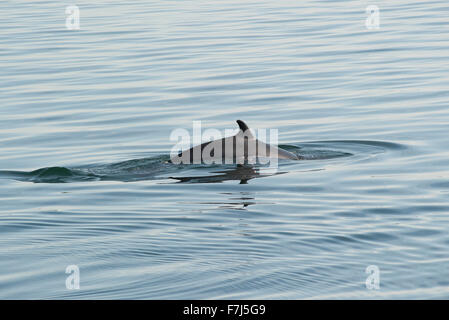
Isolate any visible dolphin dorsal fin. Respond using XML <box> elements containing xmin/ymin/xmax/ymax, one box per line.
<box><xmin>236</xmin><ymin>120</ymin><xmax>249</xmax><ymax>132</ymax></box>
<box><xmin>236</xmin><ymin>120</ymin><xmax>255</xmax><ymax>139</ymax></box>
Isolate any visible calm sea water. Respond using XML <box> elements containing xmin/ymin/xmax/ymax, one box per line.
<box><xmin>1</xmin><ymin>0</ymin><xmax>449</xmax><ymax>299</ymax></box>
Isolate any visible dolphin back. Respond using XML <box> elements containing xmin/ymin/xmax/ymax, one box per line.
<box><xmin>172</xmin><ymin>120</ymin><xmax>300</xmax><ymax>163</ymax></box>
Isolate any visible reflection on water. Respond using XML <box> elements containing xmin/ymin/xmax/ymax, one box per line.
<box><xmin>170</xmin><ymin>165</ymin><xmax>286</xmax><ymax>184</ymax></box>
<box><xmin>189</xmin><ymin>191</ymin><xmax>257</xmax><ymax>210</ymax></box>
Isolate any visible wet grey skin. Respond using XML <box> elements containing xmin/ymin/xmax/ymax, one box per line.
<box><xmin>172</xmin><ymin>120</ymin><xmax>299</xmax><ymax>164</ymax></box>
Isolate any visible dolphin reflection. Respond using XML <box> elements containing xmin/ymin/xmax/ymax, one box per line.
<box><xmin>170</xmin><ymin>165</ymin><xmax>286</xmax><ymax>184</ymax></box>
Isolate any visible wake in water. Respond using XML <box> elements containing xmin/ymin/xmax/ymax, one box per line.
<box><xmin>0</xmin><ymin>141</ymin><xmax>403</xmax><ymax>184</ymax></box>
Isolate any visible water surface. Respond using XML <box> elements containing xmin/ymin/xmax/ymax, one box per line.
<box><xmin>1</xmin><ymin>0</ymin><xmax>449</xmax><ymax>299</ymax></box>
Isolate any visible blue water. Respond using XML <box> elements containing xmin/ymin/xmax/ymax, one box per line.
<box><xmin>1</xmin><ymin>0</ymin><xmax>449</xmax><ymax>299</ymax></box>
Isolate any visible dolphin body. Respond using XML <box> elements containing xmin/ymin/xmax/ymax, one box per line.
<box><xmin>171</xmin><ymin>120</ymin><xmax>299</xmax><ymax>164</ymax></box>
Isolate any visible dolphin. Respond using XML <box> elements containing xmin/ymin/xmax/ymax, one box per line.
<box><xmin>171</xmin><ymin>120</ymin><xmax>299</xmax><ymax>164</ymax></box>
